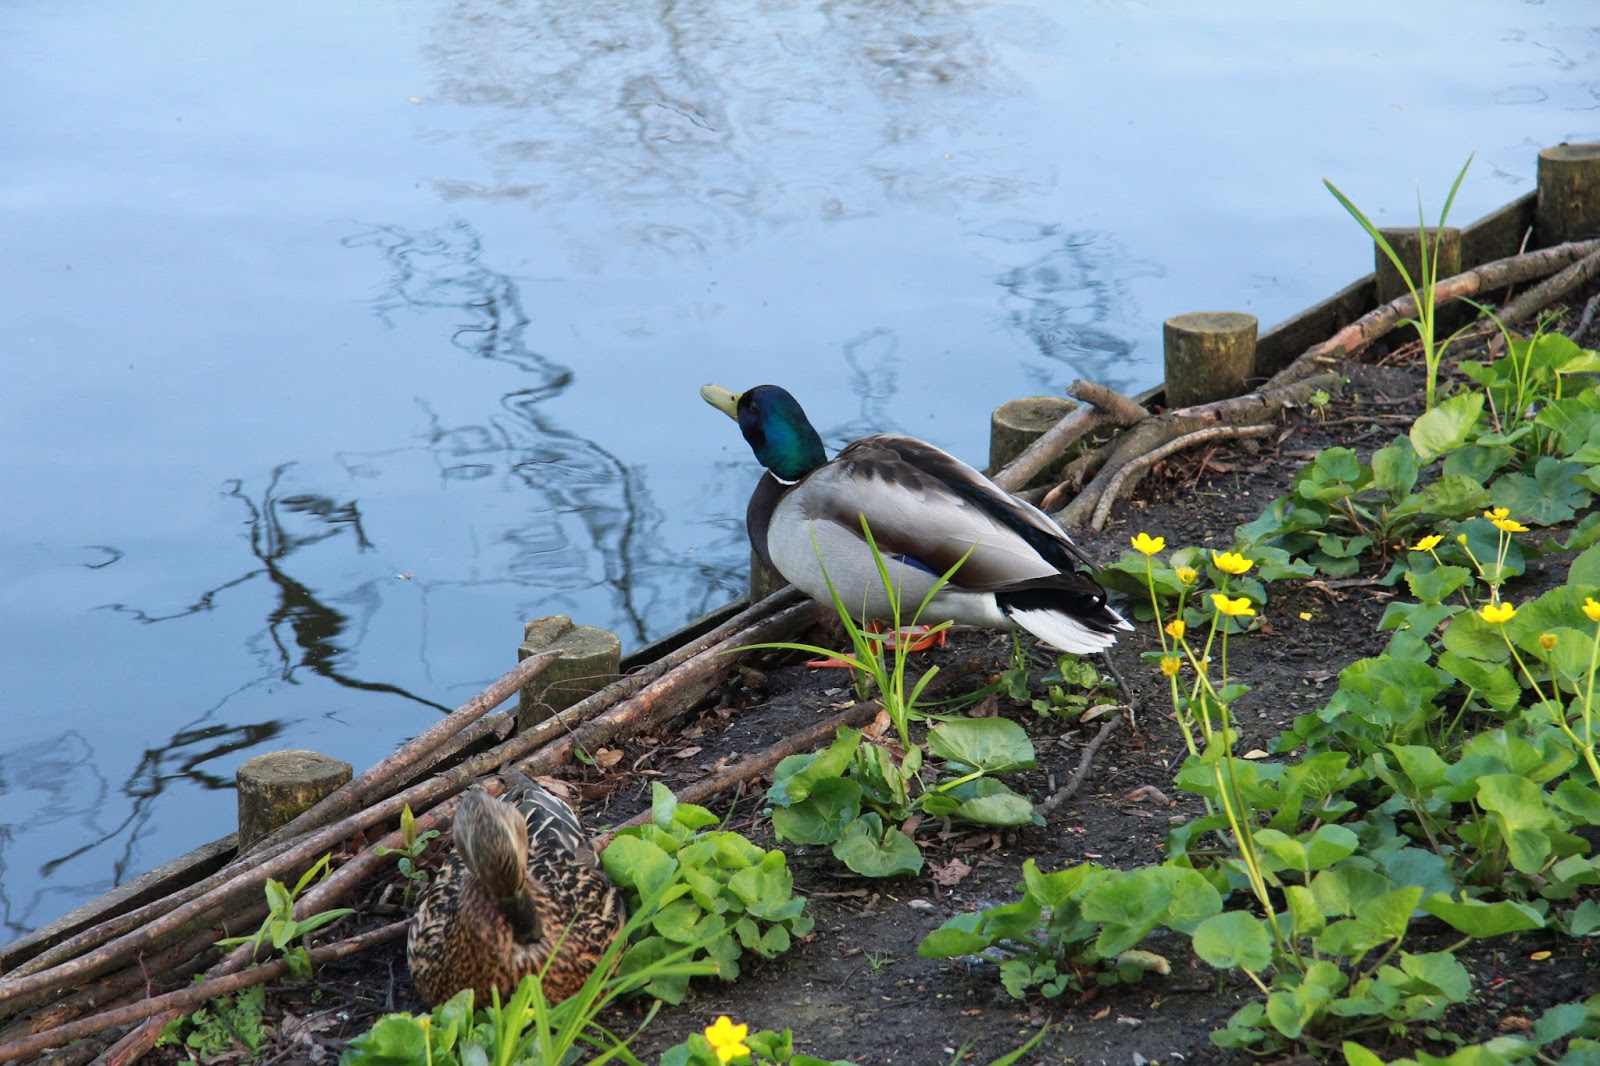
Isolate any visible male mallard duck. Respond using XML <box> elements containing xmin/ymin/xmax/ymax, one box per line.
<box><xmin>407</xmin><ymin>769</ymin><xmax>624</xmax><ymax>1008</ymax></box>
<box><xmin>701</xmin><ymin>384</ymin><xmax>1131</xmax><ymax>654</ymax></box>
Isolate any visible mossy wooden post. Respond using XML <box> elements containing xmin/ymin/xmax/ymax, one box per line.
<box><xmin>988</xmin><ymin>396</ymin><xmax>1078</xmax><ymax>489</ymax></box>
<box><xmin>1163</xmin><ymin>311</ymin><xmax>1257</xmax><ymax>408</ymax></box>
<box><xmin>1536</xmin><ymin>143</ymin><xmax>1600</xmax><ymax>246</ymax></box>
<box><xmin>517</xmin><ymin>615</ymin><xmax>621</xmax><ymax>731</ymax></box>
<box><xmin>750</xmin><ymin>549</ymin><xmax>787</xmax><ymax>602</ymax></box>
<box><xmin>1374</xmin><ymin>226</ymin><xmax>1463</xmax><ymax>305</ymax></box>
<box><xmin>237</xmin><ymin>750</ymin><xmax>352</xmax><ymax>852</ymax></box>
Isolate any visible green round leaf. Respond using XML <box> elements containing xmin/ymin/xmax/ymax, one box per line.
<box><xmin>926</xmin><ymin>717</ymin><xmax>1037</xmax><ymax>774</ymax></box>
<box><xmin>1191</xmin><ymin>911</ymin><xmax>1272</xmax><ymax>971</ymax></box>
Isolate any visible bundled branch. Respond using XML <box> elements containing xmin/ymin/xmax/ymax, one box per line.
<box><xmin>0</xmin><ymin>588</ymin><xmax>813</xmax><ymax>1059</ymax></box>
<box><xmin>1029</xmin><ymin>238</ymin><xmax>1600</xmax><ymax>530</ymax></box>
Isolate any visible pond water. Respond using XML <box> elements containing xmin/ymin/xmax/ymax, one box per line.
<box><xmin>1</xmin><ymin>0</ymin><xmax>1595</xmax><ymax>940</ymax></box>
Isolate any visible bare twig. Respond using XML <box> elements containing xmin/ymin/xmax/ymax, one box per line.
<box><xmin>1055</xmin><ymin>374</ymin><xmax>1338</xmax><ymax>529</ymax></box>
<box><xmin>1038</xmin><ymin>717</ymin><xmax>1123</xmax><ymax>818</ymax></box>
<box><xmin>1499</xmin><ymin>246</ymin><xmax>1600</xmax><ymax>329</ymax></box>
<box><xmin>1087</xmin><ymin>424</ymin><xmax>1276</xmax><ymax>530</ymax></box>
<box><xmin>1571</xmin><ymin>288</ymin><xmax>1600</xmax><ymax>344</ymax></box>
<box><xmin>992</xmin><ymin>380</ymin><xmax>1149</xmax><ymax>493</ymax></box>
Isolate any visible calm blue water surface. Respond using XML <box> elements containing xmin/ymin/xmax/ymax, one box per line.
<box><xmin>1</xmin><ymin>0</ymin><xmax>1595</xmax><ymax>939</ymax></box>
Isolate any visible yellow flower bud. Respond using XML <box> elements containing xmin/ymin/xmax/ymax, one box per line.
<box><xmin>1176</xmin><ymin>566</ymin><xmax>1198</xmax><ymax>585</ymax></box>
<box><xmin>1585</xmin><ymin>597</ymin><xmax>1600</xmax><ymax>624</ymax></box>
<box><xmin>1539</xmin><ymin>633</ymin><xmax>1558</xmax><ymax>651</ymax></box>
<box><xmin>1159</xmin><ymin>655</ymin><xmax>1182</xmax><ymax>677</ymax></box>
<box><xmin>1165</xmin><ymin>619</ymin><xmax>1186</xmax><ymax>640</ymax></box>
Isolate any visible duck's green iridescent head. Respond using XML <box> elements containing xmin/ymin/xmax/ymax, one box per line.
<box><xmin>700</xmin><ymin>383</ymin><xmax>827</xmax><ymax>483</ymax></box>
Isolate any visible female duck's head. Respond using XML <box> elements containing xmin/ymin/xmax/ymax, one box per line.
<box><xmin>701</xmin><ymin>383</ymin><xmax>827</xmax><ymax>483</ymax></box>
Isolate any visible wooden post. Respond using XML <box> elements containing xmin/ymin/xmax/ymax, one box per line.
<box><xmin>749</xmin><ymin>549</ymin><xmax>788</xmax><ymax>603</ymax></box>
<box><xmin>1374</xmin><ymin>226</ymin><xmax>1463</xmax><ymax>304</ymax></box>
<box><xmin>517</xmin><ymin>616</ymin><xmax>622</xmax><ymax>731</ymax></box>
<box><xmin>1163</xmin><ymin>312</ymin><xmax>1258</xmax><ymax>408</ymax></box>
<box><xmin>1536</xmin><ymin>143</ymin><xmax>1600</xmax><ymax>247</ymax></box>
<box><xmin>987</xmin><ymin>396</ymin><xmax>1078</xmax><ymax>489</ymax></box>
<box><xmin>236</xmin><ymin>751</ymin><xmax>352</xmax><ymax>852</ymax></box>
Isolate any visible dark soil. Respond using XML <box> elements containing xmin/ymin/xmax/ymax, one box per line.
<box><xmin>142</xmin><ymin>304</ymin><xmax>1600</xmax><ymax>1065</ymax></box>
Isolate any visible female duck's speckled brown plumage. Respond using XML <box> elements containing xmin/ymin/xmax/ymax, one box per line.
<box><xmin>407</xmin><ymin>770</ymin><xmax>624</xmax><ymax>1008</ymax></box>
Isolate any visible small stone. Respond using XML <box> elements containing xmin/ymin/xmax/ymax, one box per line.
<box><xmin>908</xmin><ymin>898</ymin><xmax>936</xmax><ymax>913</ymax></box>
<box><xmin>1116</xmin><ymin>1015</ymin><xmax>1143</xmax><ymax>1028</ymax></box>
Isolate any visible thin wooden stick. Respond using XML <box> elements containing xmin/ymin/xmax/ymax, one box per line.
<box><xmin>1038</xmin><ymin>717</ymin><xmax>1123</xmax><ymax>818</ymax></box>
<box><xmin>0</xmin><ymin>923</ymin><xmax>405</xmax><ymax>1065</ymax></box>
<box><xmin>1057</xmin><ymin>372</ymin><xmax>1338</xmax><ymax>529</ymax></box>
<box><xmin>992</xmin><ymin>380</ymin><xmax>1149</xmax><ymax>493</ymax></box>
<box><xmin>1088</xmin><ymin>424</ymin><xmax>1275</xmax><ymax>529</ymax></box>
<box><xmin>1498</xmin><ymin>246</ymin><xmax>1600</xmax><ymax>328</ymax></box>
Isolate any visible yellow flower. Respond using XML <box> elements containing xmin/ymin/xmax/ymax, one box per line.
<box><xmin>1211</xmin><ymin>593</ymin><xmax>1256</xmax><ymax>618</ymax></box>
<box><xmin>1539</xmin><ymin>633</ymin><xmax>1558</xmax><ymax>651</ymax></box>
<box><xmin>1176</xmin><ymin>566</ymin><xmax>1198</xmax><ymax>586</ymax></box>
<box><xmin>1410</xmin><ymin>534</ymin><xmax>1442</xmax><ymax>552</ymax></box>
<box><xmin>1456</xmin><ymin>533</ymin><xmax>1469</xmax><ymax>545</ymax></box>
<box><xmin>1131</xmin><ymin>532</ymin><xmax>1166</xmax><ymax>556</ymax></box>
<box><xmin>1484</xmin><ymin>507</ymin><xmax>1510</xmax><ymax>521</ymax></box>
<box><xmin>1491</xmin><ymin>516</ymin><xmax>1529</xmax><ymax>533</ymax></box>
<box><xmin>1478</xmin><ymin>601</ymin><xmax>1517</xmax><ymax>625</ymax></box>
<box><xmin>704</xmin><ymin>1017</ymin><xmax>751</xmax><ymax>1064</ymax></box>
<box><xmin>1159</xmin><ymin>655</ymin><xmax>1182</xmax><ymax>677</ymax></box>
<box><xmin>1165</xmin><ymin>619</ymin><xmax>1186</xmax><ymax>641</ymax></box>
<box><xmin>1211</xmin><ymin>551</ymin><xmax>1253</xmax><ymax>576</ymax></box>
<box><xmin>1584</xmin><ymin>597</ymin><xmax>1600</xmax><ymax>623</ymax></box>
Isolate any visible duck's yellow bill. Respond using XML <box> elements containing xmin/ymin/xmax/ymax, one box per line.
<box><xmin>699</xmin><ymin>383</ymin><xmax>741</xmax><ymax>419</ymax></box>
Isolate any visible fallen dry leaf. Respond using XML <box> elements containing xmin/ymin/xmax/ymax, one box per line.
<box><xmin>534</xmin><ymin>775</ymin><xmax>575</xmax><ymax>801</ymax></box>
<box><xmin>1121</xmin><ymin>784</ymin><xmax>1171</xmax><ymax>806</ymax></box>
<box><xmin>968</xmin><ymin>694</ymin><xmax>1000</xmax><ymax>718</ymax></box>
<box><xmin>1082</xmin><ymin>702</ymin><xmax>1121</xmax><ymax>722</ymax></box>
<box><xmin>670</xmin><ymin>746</ymin><xmax>703</xmax><ymax>759</ymax></box>
<box><xmin>930</xmin><ymin>857</ymin><xmax>972</xmax><ymax>886</ymax></box>
<box><xmin>863</xmin><ymin>709</ymin><xmax>894</xmax><ymax>738</ymax></box>
<box><xmin>593</xmin><ymin>747</ymin><xmax>624</xmax><ymax>768</ymax></box>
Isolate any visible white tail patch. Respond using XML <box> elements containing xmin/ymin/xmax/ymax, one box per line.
<box><xmin>1007</xmin><ymin>604</ymin><xmax>1132</xmax><ymax>654</ymax></box>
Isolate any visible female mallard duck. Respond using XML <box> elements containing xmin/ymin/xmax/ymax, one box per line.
<box><xmin>407</xmin><ymin>769</ymin><xmax>624</xmax><ymax>1008</ymax></box>
<box><xmin>701</xmin><ymin>383</ymin><xmax>1131</xmax><ymax>654</ymax></box>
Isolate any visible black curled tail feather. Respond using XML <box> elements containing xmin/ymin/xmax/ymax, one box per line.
<box><xmin>996</xmin><ymin>582</ymin><xmax>1128</xmax><ymax>639</ymax></box>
